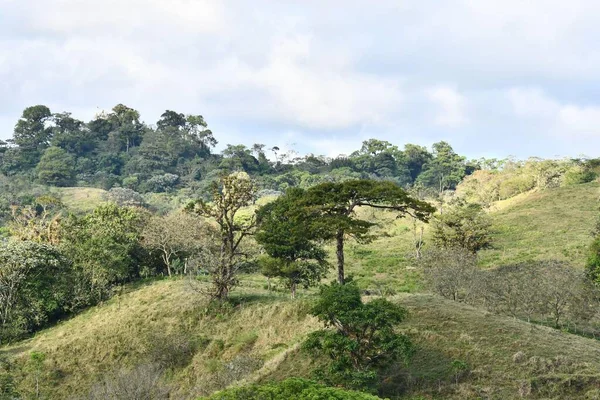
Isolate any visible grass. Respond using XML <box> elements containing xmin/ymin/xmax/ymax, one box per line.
<box><xmin>5</xmin><ymin>182</ymin><xmax>600</xmax><ymax>397</ymax></box>
<box><xmin>268</xmin><ymin>293</ymin><xmax>600</xmax><ymax>399</ymax></box>
<box><xmin>479</xmin><ymin>182</ymin><xmax>600</xmax><ymax>268</ymax></box>
<box><xmin>2</xmin><ymin>279</ymin><xmax>318</xmax><ymax>398</ymax></box>
<box><xmin>8</xmin><ymin>278</ymin><xmax>600</xmax><ymax>399</ymax></box>
<box><xmin>52</xmin><ymin>187</ymin><xmax>108</xmax><ymax>213</ymax></box>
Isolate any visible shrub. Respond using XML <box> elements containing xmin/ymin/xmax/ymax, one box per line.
<box><xmin>431</xmin><ymin>202</ymin><xmax>492</xmax><ymax>253</ymax></box>
<box><xmin>303</xmin><ymin>281</ymin><xmax>413</xmax><ymax>391</ymax></box>
<box><xmin>104</xmin><ymin>187</ymin><xmax>146</xmax><ymax>207</ymax></box>
<box><xmin>200</xmin><ymin>378</ymin><xmax>384</xmax><ymax>399</ymax></box>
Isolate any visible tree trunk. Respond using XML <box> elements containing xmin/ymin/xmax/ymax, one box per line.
<box><xmin>336</xmin><ymin>229</ymin><xmax>345</xmax><ymax>285</ymax></box>
<box><xmin>291</xmin><ymin>282</ymin><xmax>297</xmax><ymax>299</ymax></box>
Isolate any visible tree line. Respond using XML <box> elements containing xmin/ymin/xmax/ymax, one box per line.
<box><xmin>0</xmin><ymin>105</ymin><xmax>473</xmax><ymax>196</ymax></box>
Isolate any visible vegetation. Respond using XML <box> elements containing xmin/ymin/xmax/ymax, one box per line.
<box><xmin>298</xmin><ymin>180</ymin><xmax>435</xmax><ymax>284</ymax></box>
<box><xmin>201</xmin><ymin>378</ymin><xmax>384</xmax><ymax>399</ymax></box>
<box><xmin>3</xmin><ymin>104</ymin><xmax>600</xmax><ymax>398</ymax></box>
<box><xmin>256</xmin><ymin>188</ymin><xmax>329</xmax><ymax>298</ymax></box>
<box><xmin>431</xmin><ymin>201</ymin><xmax>492</xmax><ymax>253</ymax></box>
<box><xmin>304</xmin><ymin>281</ymin><xmax>413</xmax><ymax>391</ymax></box>
<box><xmin>186</xmin><ymin>172</ymin><xmax>257</xmax><ymax>300</ymax></box>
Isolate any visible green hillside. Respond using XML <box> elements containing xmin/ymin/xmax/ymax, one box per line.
<box><xmin>2</xmin><ymin>182</ymin><xmax>600</xmax><ymax>398</ymax></box>
<box><xmin>5</xmin><ymin>279</ymin><xmax>600</xmax><ymax>399</ymax></box>
<box><xmin>480</xmin><ymin>182</ymin><xmax>600</xmax><ymax>268</ymax></box>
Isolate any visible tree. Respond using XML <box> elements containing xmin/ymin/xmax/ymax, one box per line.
<box><xmin>418</xmin><ymin>247</ymin><xmax>480</xmax><ymax>302</ymax></box>
<box><xmin>105</xmin><ymin>104</ymin><xmax>145</xmax><ymax>153</ymax></box>
<box><xmin>0</xmin><ymin>241</ymin><xmax>70</xmax><ymax>340</ymax></box>
<box><xmin>256</xmin><ymin>188</ymin><xmax>329</xmax><ymax>297</ymax></box>
<box><xmin>9</xmin><ymin>105</ymin><xmax>53</xmax><ymax>169</ymax></box>
<box><xmin>403</xmin><ymin>144</ymin><xmax>432</xmax><ymax>183</ymax></box>
<box><xmin>51</xmin><ymin>112</ymin><xmax>96</xmax><ymax>155</ymax></box>
<box><xmin>303</xmin><ymin>281</ymin><xmax>413</xmax><ymax>390</ymax></box>
<box><xmin>417</xmin><ymin>141</ymin><xmax>467</xmax><ymax>193</ymax></box>
<box><xmin>36</xmin><ymin>147</ymin><xmax>76</xmax><ymax>186</ymax></box>
<box><xmin>142</xmin><ymin>212</ymin><xmax>214</xmax><ymax>276</ymax></box>
<box><xmin>186</xmin><ymin>172</ymin><xmax>257</xmax><ymax>300</ymax></box>
<box><xmin>431</xmin><ymin>201</ymin><xmax>492</xmax><ymax>253</ymax></box>
<box><xmin>301</xmin><ymin>180</ymin><xmax>435</xmax><ymax>284</ymax></box>
<box><xmin>60</xmin><ymin>204</ymin><xmax>148</xmax><ymax>305</ymax></box>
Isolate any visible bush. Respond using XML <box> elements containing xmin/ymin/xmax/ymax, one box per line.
<box><xmin>431</xmin><ymin>202</ymin><xmax>492</xmax><ymax>254</ymax></box>
<box><xmin>104</xmin><ymin>187</ymin><xmax>146</xmax><ymax>207</ymax></box>
<box><xmin>562</xmin><ymin>165</ymin><xmax>596</xmax><ymax>186</ymax></box>
<box><xmin>200</xmin><ymin>378</ymin><xmax>384</xmax><ymax>399</ymax></box>
<box><xmin>303</xmin><ymin>281</ymin><xmax>413</xmax><ymax>391</ymax></box>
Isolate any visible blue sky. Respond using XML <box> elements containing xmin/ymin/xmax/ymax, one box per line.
<box><xmin>2</xmin><ymin>0</ymin><xmax>600</xmax><ymax>159</ymax></box>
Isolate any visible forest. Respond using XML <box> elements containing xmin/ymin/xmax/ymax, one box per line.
<box><xmin>2</xmin><ymin>105</ymin><xmax>600</xmax><ymax>399</ymax></box>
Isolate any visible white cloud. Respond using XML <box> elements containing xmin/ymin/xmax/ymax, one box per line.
<box><xmin>558</xmin><ymin>105</ymin><xmax>600</xmax><ymax>137</ymax></box>
<box><xmin>508</xmin><ymin>87</ymin><xmax>600</xmax><ymax>138</ymax></box>
<box><xmin>427</xmin><ymin>86</ymin><xmax>468</xmax><ymax>128</ymax></box>
<box><xmin>4</xmin><ymin>1</ymin><xmax>600</xmax><ymax>157</ymax></box>
<box><xmin>507</xmin><ymin>87</ymin><xmax>559</xmax><ymax>118</ymax></box>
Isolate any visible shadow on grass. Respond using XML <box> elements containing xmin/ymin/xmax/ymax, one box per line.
<box><xmin>379</xmin><ymin>346</ymin><xmax>459</xmax><ymax>399</ymax></box>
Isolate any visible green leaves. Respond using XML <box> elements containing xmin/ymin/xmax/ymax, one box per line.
<box><xmin>200</xmin><ymin>378</ymin><xmax>384</xmax><ymax>399</ymax></box>
<box><xmin>431</xmin><ymin>201</ymin><xmax>492</xmax><ymax>253</ymax></box>
<box><xmin>304</xmin><ymin>282</ymin><xmax>413</xmax><ymax>391</ymax></box>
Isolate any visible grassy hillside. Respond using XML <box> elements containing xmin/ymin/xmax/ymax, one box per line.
<box><xmin>479</xmin><ymin>182</ymin><xmax>600</xmax><ymax>268</ymax></box>
<box><xmin>342</xmin><ymin>182</ymin><xmax>600</xmax><ymax>289</ymax></box>
<box><xmin>5</xmin><ymin>279</ymin><xmax>600</xmax><ymax>399</ymax></box>
<box><xmin>52</xmin><ymin>187</ymin><xmax>108</xmax><ymax>213</ymax></box>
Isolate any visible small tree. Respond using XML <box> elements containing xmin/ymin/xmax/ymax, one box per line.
<box><xmin>9</xmin><ymin>196</ymin><xmax>63</xmax><ymax>245</ymax></box>
<box><xmin>0</xmin><ymin>241</ymin><xmax>69</xmax><ymax>340</ymax></box>
<box><xmin>259</xmin><ymin>257</ymin><xmax>328</xmax><ymax>299</ymax></box>
<box><xmin>60</xmin><ymin>204</ymin><xmax>148</xmax><ymax>305</ymax></box>
<box><xmin>142</xmin><ymin>212</ymin><xmax>213</xmax><ymax>276</ymax></box>
<box><xmin>303</xmin><ymin>281</ymin><xmax>413</xmax><ymax>390</ymax></box>
<box><xmin>186</xmin><ymin>172</ymin><xmax>257</xmax><ymax>300</ymax></box>
<box><xmin>431</xmin><ymin>201</ymin><xmax>492</xmax><ymax>253</ymax></box>
<box><xmin>36</xmin><ymin>146</ymin><xmax>75</xmax><ymax>187</ymax></box>
<box><xmin>418</xmin><ymin>247</ymin><xmax>480</xmax><ymax>302</ymax></box>
<box><xmin>256</xmin><ymin>188</ymin><xmax>330</xmax><ymax>298</ymax></box>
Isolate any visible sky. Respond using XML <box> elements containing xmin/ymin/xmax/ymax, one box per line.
<box><xmin>2</xmin><ymin>0</ymin><xmax>600</xmax><ymax>159</ymax></box>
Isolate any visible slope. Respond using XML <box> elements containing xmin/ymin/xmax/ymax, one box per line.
<box><xmin>4</xmin><ymin>279</ymin><xmax>600</xmax><ymax>399</ymax></box>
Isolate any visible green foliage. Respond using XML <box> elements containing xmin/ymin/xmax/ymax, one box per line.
<box><xmin>200</xmin><ymin>378</ymin><xmax>384</xmax><ymax>399</ymax></box>
<box><xmin>416</xmin><ymin>141</ymin><xmax>467</xmax><ymax>192</ymax></box>
<box><xmin>259</xmin><ymin>256</ymin><xmax>328</xmax><ymax>298</ymax></box>
<box><xmin>37</xmin><ymin>146</ymin><xmax>76</xmax><ymax>186</ymax></box>
<box><xmin>0</xmin><ymin>241</ymin><xmax>70</xmax><ymax>341</ymax></box>
<box><xmin>1</xmin><ymin>104</ymin><xmax>482</xmax><ymax>195</ymax></box>
<box><xmin>301</xmin><ymin>180</ymin><xmax>435</xmax><ymax>283</ymax></box>
<box><xmin>256</xmin><ymin>188</ymin><xmax>330</xmax><ymax>296</ymax></box>
<box><xmin>586</xmin><ymin>237</ymin><xmax>600</xmax><ymax>285</ymax></box>
<box><xmin>431</xmin><ymin>202</ymin><xmax>492</xmax><ymax>253</ymax></box>
<box><xmin>60</xmin><ymin>203</ymin><xmax>150</xmax><ymax>305</ymax></box>
<box><xmin>303</xmin><ymin>282</ymin><xmax>413</xmax><ymax>390</ymax></box>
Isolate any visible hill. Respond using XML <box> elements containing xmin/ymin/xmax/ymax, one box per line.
<box><xmin>479</xmin><ymin>182</ymin><xmax>600</xmax><ymax>268</ymax></box>
<box><xmin>5</xmin><ymin>278</ymin><xmax>600</xmax><ymax>399</ymax></box>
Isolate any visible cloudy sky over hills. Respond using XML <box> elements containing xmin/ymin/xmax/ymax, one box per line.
<box><xmin>2</xmin><ymin>0</ymin><xmax>600</xmax><ymax>158</ymax></box>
